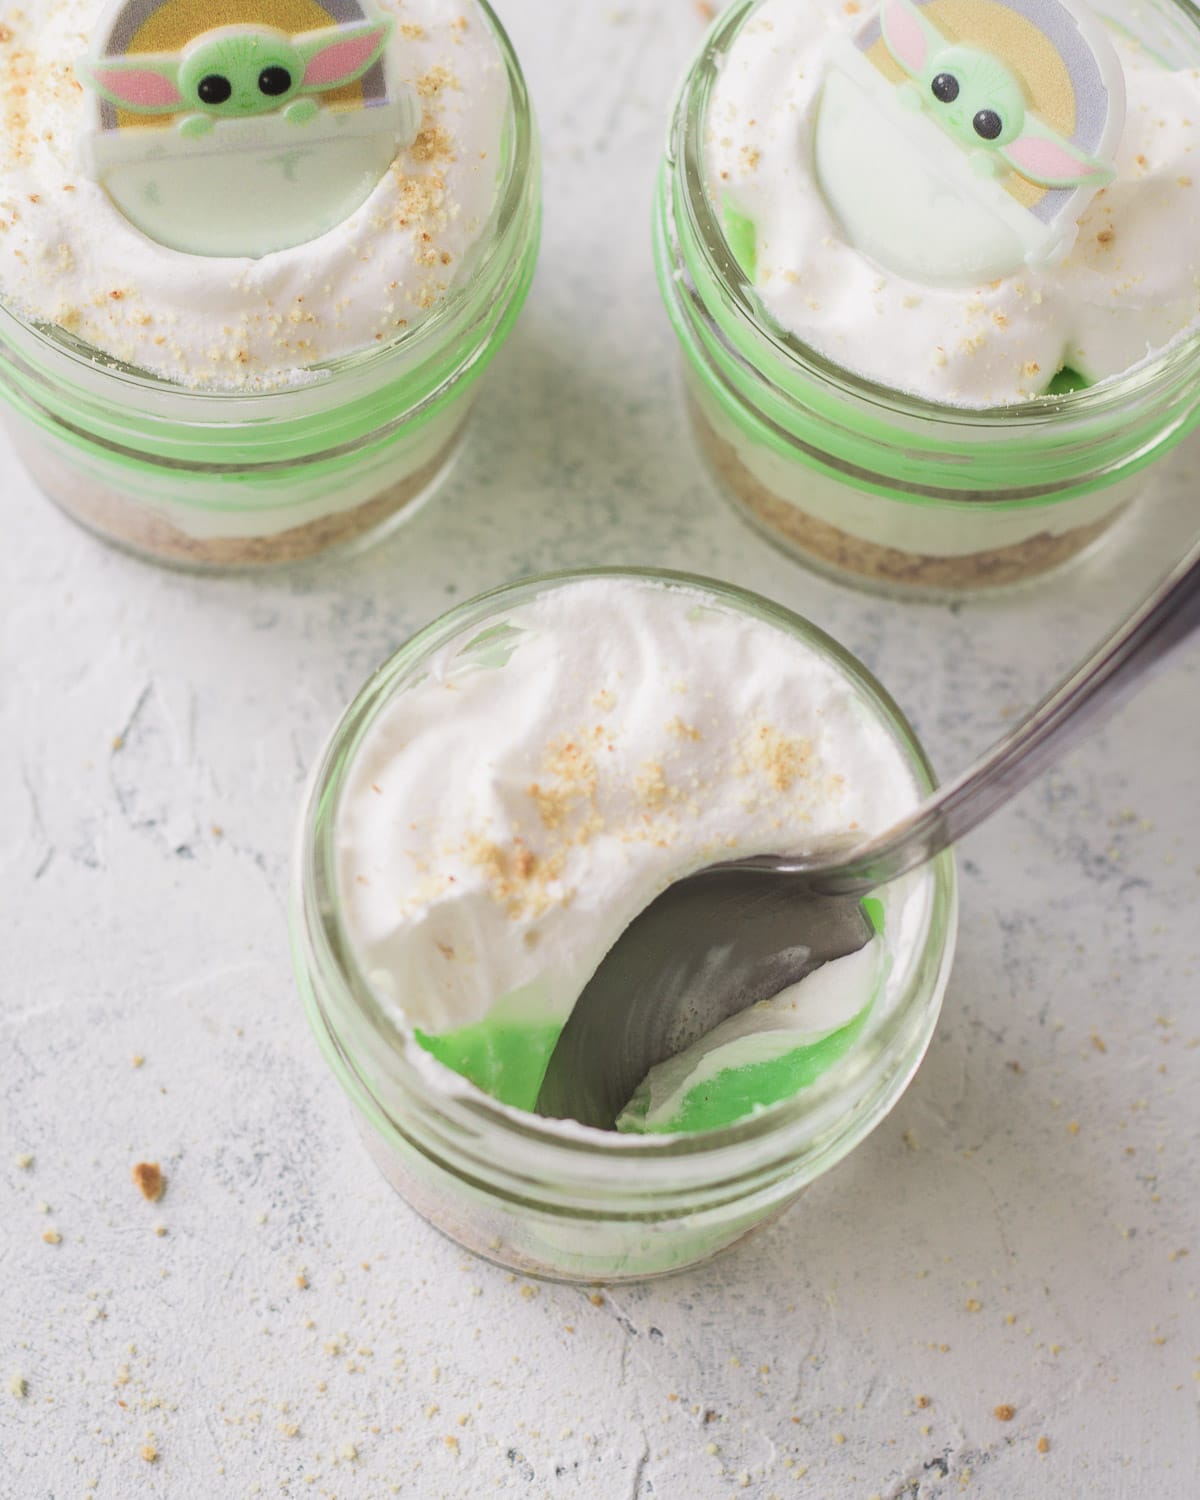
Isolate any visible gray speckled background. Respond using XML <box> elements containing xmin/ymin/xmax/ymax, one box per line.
<box><xmin>2</xmin><ymin>3</ymin><xmax>1198</xmax><ymax>1497</ymax></box>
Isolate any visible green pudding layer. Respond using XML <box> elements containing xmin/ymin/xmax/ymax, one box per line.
<box><xmin>614</xmin><ymin>1001</ymin><xmax>873</xmax><ymax>1134</ymax></box>
<box><xmin>722</xmin><ymin>200</ymin><xmax>758</xmax><ymax>281</ymax></box>
<box><xmin>416</xmin><ymin>1019</ymin><xmax>563</xmax><ymax>1115</ymax></box>
<box><xmin>1045</xmin><ymin>366</ymin><xmax>1091</xmax><ymax>395</ymax></box>
<box><xmin>417</xmin><ymin>913</ymin><xmax>888</xmax><ymax>1134</ymax></box>
<box><xmin>416</xmin><ymin>991</ymin><xmax>877</xmax><ymax>1131</ymax></box>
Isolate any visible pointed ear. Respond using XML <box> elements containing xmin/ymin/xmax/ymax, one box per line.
<box><xmin>78</xmin><ymin>55</ymin><xmax>184</xmax><ymax>114</ymax></box>
<box><xmin>1001</xmin><ymin>120</ymin><xmax>1116</xmax><ymax>189</ymax></box>
<box><xmin>880</xmin><ymin>0</ymin><xmax>939</xmax><ymax>81</ymax></box>
<box><xmin>297</xmin><ymin>20</ymin><xmax>392</xmax><ymax>92</ymax></box>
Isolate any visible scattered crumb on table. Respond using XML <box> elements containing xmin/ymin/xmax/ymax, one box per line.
<box><xmin>132</xmin><ymin>1162</ymin><xmax>165</xmax><ymax>1202</ymax></box>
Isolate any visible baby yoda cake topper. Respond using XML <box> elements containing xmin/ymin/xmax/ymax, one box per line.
<box><xmin>78</xmin><ymin>1</ymin><xmax>421</xmax><ymax>260</ymax></box>
<box><xmin>83</xmin><ymin>18</ymin><xmax>394</xmax><ymax>137</ymax></box>
<box><xmin>815</xmin><ymin>0</ymin><xmax>1126</xmax><ymax>285</ymax></box>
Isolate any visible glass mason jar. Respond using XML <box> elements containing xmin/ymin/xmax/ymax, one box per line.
<box><xmin>291</xmin><ymin>569</ymin><xmax>958</xmax><ymax>1283</ymax></box>
<box><xmin>0</xmin><ymin>3</ymin><xmax>540</xmax><ymax>571</ymax></box>
<box><xmin>654</xmin><ymin>0</ymin><xmax>1200</xmax><ymax>598</ymax></box>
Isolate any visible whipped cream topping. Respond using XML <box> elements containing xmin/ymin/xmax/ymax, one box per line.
<box><xmin>0</xmin><ymin>0</ymin><xmax>508</xmax><ymax>388</ymax></box>
<box><xmin>707</xmin><ymin>0</ymin><xmax>1200</xmax><ymax>406</ymax></box>
<box><xmin>334</xmin><ymin>577</ymin><xmax>927</xmax><ymax>1122</ymax></box>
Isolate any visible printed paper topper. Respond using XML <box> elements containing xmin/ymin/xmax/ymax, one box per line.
<box><xmin>814</xmin><ymin>0</ymin><xmax>1127</xmax><ymax>286</ymax></box>
<box><xmin>82</xmin><ymin>19</ymin><xmax>393</xmax><ymax>134</ymax></box>
<box><xmin>77</xmin><ymin>1</ymin><xmax>421</xmax><ymax>260</ymax></box>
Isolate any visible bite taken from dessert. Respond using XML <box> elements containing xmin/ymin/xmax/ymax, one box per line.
<box><xmin>657</xmin><ymin>0</ymin><xmax>1200</xmax><ymax>593</ymax></box>
<box><xmin>292</xmin><ymin>572</ymin><xmax>957</xmax><ymax>1279</ymax></box>
<box><xmin>0</xmin><ymin>0</ymin><xmax>541</xmax><ymax>566</ymax></box>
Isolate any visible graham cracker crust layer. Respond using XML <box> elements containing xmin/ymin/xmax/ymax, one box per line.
<box><xmin>690</xmin><ymin>399</ymin><xmax>1123</xmax><ymax>592</ymax></box>
<box><xmin>13</xmin><ymin>427</ymin><xmax>462</xmax><ymax>568</ymax></box>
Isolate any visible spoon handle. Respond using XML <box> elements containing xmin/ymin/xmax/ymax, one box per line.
<box><xmin>809</xmin><ymin>535</ymin><xmax>1200</xmax><ymax>897</ymax></box>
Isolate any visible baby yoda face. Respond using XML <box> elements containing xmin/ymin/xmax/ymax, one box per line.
<box><xmin>878</xmin><ymin>0</ymin><xmax>1115</xmax><ymax>189</ymax></box>
<box><xmin>81</xmin><ymin>19</ymin><xmax>392</xmax><ymax>124</ymax></box>
<box><xmin>176</xmin><ymin>29</ymin><xmax>305</xmax><ymax>118</ymax></box>
<box><xmin>922</xmin><ymin>46</ymin><xmax>1026</xmax><ymax>151</ymax></box>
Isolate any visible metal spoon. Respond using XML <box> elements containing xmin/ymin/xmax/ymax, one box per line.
<box><xmin>536</xmin><ymin>540</ymin><xmax>1200</xmax><ymax>1129</ymax></box>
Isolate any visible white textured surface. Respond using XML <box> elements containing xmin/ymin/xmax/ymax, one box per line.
<box><xmin>2</xmin><ymin>3</ymin><xmax>1198</xmax><ymax>1497</ymax></box>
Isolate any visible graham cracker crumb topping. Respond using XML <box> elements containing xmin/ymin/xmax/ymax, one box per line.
<box><xmin>741</xmin><ymin>724</ymin><xmax>814</xmax><ymax>792</ymax></box>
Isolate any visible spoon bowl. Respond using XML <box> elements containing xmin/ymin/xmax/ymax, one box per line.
<box><xmin>535</xmin><ymin>858</ymin><xmax>875</xmax><ymax>1128</ymax></box>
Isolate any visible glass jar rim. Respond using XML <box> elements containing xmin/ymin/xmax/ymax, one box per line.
<box><xmin>292</xmin><ymin>566</ymin><xmax>958</xmax><ymax>1190</ymax></box>
<box><xmin>670</xmin><ymin>0</ymin><xmax>1200</xmax><ymax>431</ymax></box>
<box><xmin>0</xmin><ymin>0</ymin><xmax>534</xmax><ymax>409</ymax></box>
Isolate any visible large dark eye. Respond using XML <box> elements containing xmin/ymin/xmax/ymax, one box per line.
<box><xmin>258</xmin><ymin>66</ymin><xmax>293</xmax><ymax>97</ymax></box>
<box><xmin>973</xmin><ymin>109</ymin><xmax>1003</xmax><ymax>140</ymax></box>
<box><xmin>197</xmin><ymin>74</ymin><xmax>232</xmax><ymax>106</ymax></box>
<box><xmin>930</xmin><ymin>73</ymin><xmax>959</xmax><ymax>103</ymax></box>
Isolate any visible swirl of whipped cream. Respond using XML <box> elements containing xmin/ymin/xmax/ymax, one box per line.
<box><xmin>0</xmin><ymin>0</ymin><xmax>509</xmax><ymax>388</ymax></box>
<box><xmin>707</xmin><ymin>0</ymin><xmax>1200</xmax><ymax>406</ymax></box>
